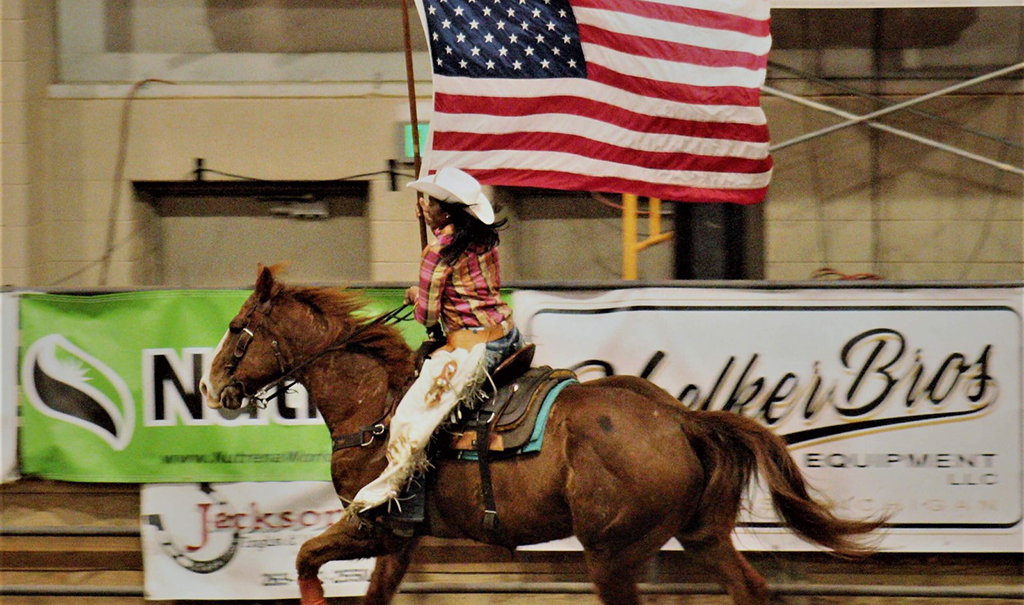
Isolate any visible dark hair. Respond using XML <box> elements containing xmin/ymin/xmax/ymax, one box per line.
<box><xmin>436</xmin><ymin>199</ymin><xmax>507</xmax><ymax>265</ymax></box>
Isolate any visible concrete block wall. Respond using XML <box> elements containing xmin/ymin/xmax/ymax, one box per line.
<box><xmin>0</xmin><ymin>0</ymin><xmax>1021</xmax><ymax>288</ymax></box>
<box><xmin>35</xmin><ymin>95</ymin><xmax>423</xmax><ymax>287</ymax></box>
<box><xmin>0</xmin><ymin>0</ymin><xmax>42</xmax><ymax>287</ymax></box>
<box><xmin>763</xmin><ymin>94</ymin><xmax>1023</xmax><ymax>281</ymax></box>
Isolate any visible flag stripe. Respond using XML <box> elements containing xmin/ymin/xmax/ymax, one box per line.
<box><xmin>572</xmin><ymin>0</ymin><xmax>770</xmax><ymax>37</ymax></box>
<box><xmin>467</xmin><ymin>167</ymin><xmax>769</xmax><ymax>204</ymax></box>
<box><xmin>431</xmin><ymin>113</ymin><xmax>768</xmax><ymax>160</ymax></box>
<box><xmin>577</xmin><ymin>23</ymin><xmax>767</xmax><ymax>70</ymax></box>
<box><xmin>574</xmin><ymin>7</ymin><xmax>771</xmax><ymax>55</ymax></box>
<box><xmin>432</xmin><ymin>131</ymin><xmax>772</xmax><ymax>174</ymax></box>
<box><xmin>638</xmin><ymin>0</ymin><xmax>769</xmax><ymax>21</ymax></box>
<box><xmin>434</xmin><ymin>94</ymin><xmax>770</xmax><ymax>144</ymax></box>
<box><xmin>429</xmin><ymin>148</ymin><xmax>772</xmax><ymax>189</ymax></box>
<box><xmin>583</xmin><ymin>42</ymin><xmax>767</xmax><ymax>89</ymax></box>
<box><xmin>586</xmin><ymin>63</ymin><xmax>761</xmax><ymax>106</ymax></box>
<box><xmin>436</xmin><ymin>76</ymin><xmax>768</xmax><ymax>123</ymax></box>
<box><xmin>431</xmin><ymin>112</ymin><xmax>768</xmax><ymax>159</ymax></box>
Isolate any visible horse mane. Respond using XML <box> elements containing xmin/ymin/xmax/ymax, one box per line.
<box><xmin>283</xmin><ymin>285</ymin><xmax>415</xmax><ymax>392</ymax></box>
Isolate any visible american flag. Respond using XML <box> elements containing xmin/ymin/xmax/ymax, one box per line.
<box><xmin>415</xmin><ymin>0</ymin><xmax>773</xmax><ymax>204</ymax></box>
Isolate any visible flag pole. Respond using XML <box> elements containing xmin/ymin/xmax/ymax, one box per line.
<box><xmin>401</xmin><ymin>0</ymin><xmax>429</xmax><ymax>249</ymax></box>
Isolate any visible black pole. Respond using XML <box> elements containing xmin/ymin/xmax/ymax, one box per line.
<box><xmin>673</xmin><ymin>203</ymin><xmax>759</xmax><ymax>280</ymax></box>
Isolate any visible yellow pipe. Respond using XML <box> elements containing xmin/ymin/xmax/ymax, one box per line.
<box><xmin>635</xmin><ymin>231</ymin><xmax>673</xmax><ymax>252</ymax></box>
<box><xmin>622</xmin><ymin>195</ymin><xmax>676</xmax><ymax>279</ymax></box>
<box><xmin>622</xmin><ymin>194</ymin><xmax>638</xmax><ymax>280</ymax></box>
<box><xmin>650</xmin><ymin>197</ymin><xmax>661</xmax><ymax>235</ymax></box>
<box><xmin>618</xmin><ymin>195</ymin><xmax>675</xmax><ymax>280</ymax></box>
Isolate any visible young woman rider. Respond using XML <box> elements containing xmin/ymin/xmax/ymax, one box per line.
<box><xmin>348</xmin><ymin>167</ymin><xmax>525</xmax><ymax>520</ymax></box>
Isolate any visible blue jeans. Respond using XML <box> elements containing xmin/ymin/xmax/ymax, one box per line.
<box><xmin>483</xmin><ymin>326</ymin><xmax>526</xmax><ymax>373</ymax></box>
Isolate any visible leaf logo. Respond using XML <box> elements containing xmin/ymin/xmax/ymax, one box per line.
<box><xmin>22</xmin><ymin>334</ymin><xmax>135</xmax><ymax>450</ymax></box>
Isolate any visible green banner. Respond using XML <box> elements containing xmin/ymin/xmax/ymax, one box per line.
<box><xmin>19</xmin><ymin>288</ymin><xmax>425</xmax><ymax>482</ymax></box>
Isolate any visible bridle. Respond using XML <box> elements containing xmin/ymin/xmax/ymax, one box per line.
<box><xmin>222</xmin><ymin>293</ymin><xmax>413</xmax><ymax>447</ymax></box>
<box><xmin>225</xmin><ymin>297</ymin><xmax>284</xmax><ymax>378</ymax></box>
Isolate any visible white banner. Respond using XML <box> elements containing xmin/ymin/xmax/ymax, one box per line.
<box><xmin>1</xmin><ymin>293</ymin><xmax>19</xmax><ymax>483</ymax></box>
<box><xmin>513</xmin><ymin>287</ymin><xmax>1023</xmax><ymax>553</ymax></box>
<box><xmin>141</xmin><ymin>482</ymin><xmax>374</xmax><ymax>600</ymax></box>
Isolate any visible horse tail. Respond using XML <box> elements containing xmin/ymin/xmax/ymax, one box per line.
<box><xmin>681</xmin><ymin>410</ymin><xmax>886</xmax><ymax>557</ymax></box>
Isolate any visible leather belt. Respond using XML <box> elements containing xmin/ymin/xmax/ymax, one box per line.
<box><xmin>446</xmin><ymin>319</ymin><xmax>513</xmax><ymax>351</ymax></box>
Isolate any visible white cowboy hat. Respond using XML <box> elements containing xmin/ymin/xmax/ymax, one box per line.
<box><xmin>407</xmin><ymin>167</ymin><xmax>495</xmax><ymax>225</ymax></box>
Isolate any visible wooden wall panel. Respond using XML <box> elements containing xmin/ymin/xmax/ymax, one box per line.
<box><xmin>1</xmin><ymin>479</ymin><xmax>1021</xmax><ymax>605</ymax></box>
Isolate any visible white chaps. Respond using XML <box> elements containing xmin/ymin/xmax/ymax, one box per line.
<box><xmin>349</xmin><ymin>343</ymin><xmax>486</xmax><ymax>512</ymax></box>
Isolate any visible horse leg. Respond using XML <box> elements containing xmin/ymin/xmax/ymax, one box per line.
<box><xmin>680</xmin><ymin>536</ymin><xmax>771</xmax><ymax>605</ymax></box>
<box><xmin>362</xmin><ymin>538</ymin><xmax>420</xmax><ymax>605</ymax></box>
<box><xmin>296</xmin><ymin>514</ymin><xmax>408</xmax><ymax>605</ymax></box>
<box><xmin>581</xmin><ymin>527</ymin><xmax>678</xmax><ymax>605</ymax></box>
<box><xmin>582</xmin><ymin>546</ymin><xmax>647</xmax><ymax>605</ymax></box>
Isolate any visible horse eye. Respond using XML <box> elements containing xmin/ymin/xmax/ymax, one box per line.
<box><xmin>229</xmin><ymin>323</ymin><xmax>243</xmax><ymax>334</ymax></box>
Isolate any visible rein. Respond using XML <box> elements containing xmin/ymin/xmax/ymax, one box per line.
<box><xmin>230</xmin><ymin>301</ymin><xmax>414</xmax><ymax>410</ymax></box>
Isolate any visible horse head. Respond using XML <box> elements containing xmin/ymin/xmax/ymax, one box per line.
<box><xmin>200</xmin><ymin>264</ymin><xmax>416</xmax><ymax>412</ymax></box>
<box><xmin>200</xmin><ymin>264</ymin><xmax>293</xmax><ymax>410</ymax></box>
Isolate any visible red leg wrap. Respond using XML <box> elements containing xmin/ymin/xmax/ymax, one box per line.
<box><xmin>298</xmin><ymin>576</ymin><xmax>327</xmax><ymax>605</ymax></box>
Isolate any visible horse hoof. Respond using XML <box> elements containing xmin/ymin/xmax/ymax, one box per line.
<box><xmin>298</xmin><ymin>576</ymin><xmax>327</xmax><ymax>605</ymax></box>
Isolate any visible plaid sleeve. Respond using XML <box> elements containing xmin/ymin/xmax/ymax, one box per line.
<box><xmin>415</xmin><ymin>241</ymin><xmax>450</xmax><ymax>328</ymax></box>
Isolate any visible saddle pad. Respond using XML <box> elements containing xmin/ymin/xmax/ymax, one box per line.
<box><xmin>490</xmin><ymin>365</ymin><xmax>569</xmax><ymax>430</ymax></box>
<box><xmin>448</xmin><ymin>366</ymin><xmax>575</xmax><ymax>452</ymax></box>
<box><xmin>453</xmin><ymin>377</ymin><xmax>577</xmax><ymax>461</ymax></box>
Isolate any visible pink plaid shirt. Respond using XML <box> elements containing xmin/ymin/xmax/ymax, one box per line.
<box><xmin>415</xmin><ymin>224</ymin><xmax>511</xmax><ymax>332</ymax></box>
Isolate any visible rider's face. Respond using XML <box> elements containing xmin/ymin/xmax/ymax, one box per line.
<box><xmin>419</xmin><ymin>196</ymin><xmax>450</xmax><ymax>230</ymax></box>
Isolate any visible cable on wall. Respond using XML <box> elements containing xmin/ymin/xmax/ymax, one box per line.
<box><xmin>49</xmin><ymin>79</ymin><xmax>176</xmax><ymax>288</ymax></box>
<box><xmin>99</xmin><ymin>79</ymin><xmax>177</xmax><ymax>286</ymax></box>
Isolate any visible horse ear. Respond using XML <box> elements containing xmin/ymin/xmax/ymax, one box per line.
<box><xmin>254</xmin><ymin>264</ymin><xmax>277</xmax><ymax>303</ymax></box>
<box><xmin>267</xmin><ymin>261</ymin><xmax>291</xmax><ymax>275</ymax></box>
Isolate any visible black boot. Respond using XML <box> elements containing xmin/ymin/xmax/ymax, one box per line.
<box><xmin>386</xmin><ymin>476</ymin><xmax>426</xmax><ymax>536</ymax></box>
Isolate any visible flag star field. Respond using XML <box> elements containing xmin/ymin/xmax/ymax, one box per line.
<box><xmin>425</xmin><ymin>0</ymin><xmax>587</xmax><ymax>79</ymax></box>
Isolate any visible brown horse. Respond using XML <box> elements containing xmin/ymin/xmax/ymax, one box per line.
<box><xmin>199</xmin><ymin>266</ymin><xmax>885</xmax><ymax>605</ymax></box>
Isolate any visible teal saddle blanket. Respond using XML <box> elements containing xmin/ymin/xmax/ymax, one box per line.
<box><xmin>451</xmin><ymin>377</ymin><xmax>578</xmax><ymax>461</ymax></box>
